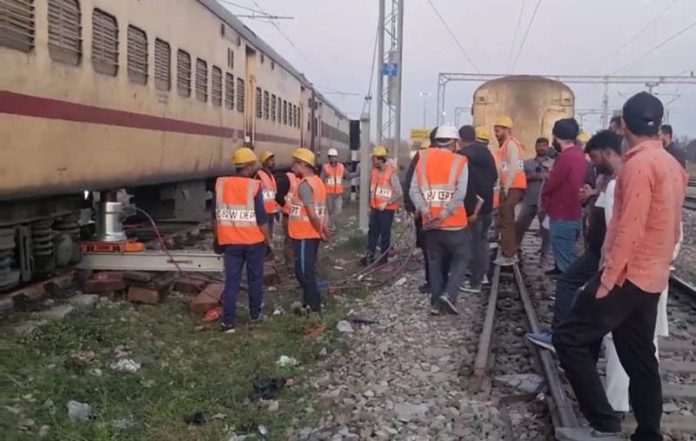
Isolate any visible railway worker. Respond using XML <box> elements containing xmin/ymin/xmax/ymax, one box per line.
<box><xmin>404</xmin><ymin>128</ymin><xmax>439</xmax><ymax>294</ymax></box>
<box><xmin>321</xmin><ymin>149</ymin><xmax>345</xmax><ymax>233</ymax></box>
<box><xmin>457</xmin><ymin>125</ymin><xmax>497</xmax><ymax>294</ymax></box>
<box><xmin>514</xmin><ymin>137</ymin><xmax>552</xmax><ymax>269</ymax></box>
<box><xmin>362</xmin><ymin>146</ymin><xmax>402</xmax><ymax>266</ymax></box>
<box><xmin>256</xmin><ymin>151</ymin><xmax>280</xmax><ymax>245</ymax></box>
<box><xmin>540</xmin><ymin>118</ymin><xmax>586</xmax><ymax>275</ymax></box>
<box><xmin>577</xmin><ymin>131</ymin><xmax>591</xmax><ymax>148</ymax></box>
<box><xmin>659</xmin><ymin>124</ymin><xmax>687</xmax><ymax>169</ymax></box>
<box><xmin>409</xmin><ymin>126</ymin><xmax>470</xmax><ymax>315</ymax></box>
<box><xmin>553</xmin><ymin>93</ymin><xmax>688</xmax><ymax>441</ymax></box>
<box><xmin>288</xmin><ymin>148</ymin><xmax>329</xmax><ymax>314</ymax></box>
<box><xmin>493</xmin><ymin>116</ymin><xmax>526</xmax><ymax>266</ymax></box>
<box><xmin>527</xmin><ymin>130</ymin><xmax>622</xmax><ymax>351</ymax></box>
<box><xmin>281</xmin><ymin>170</ymin><xmax>300</xmax><ymax>273</ymax></box>
<box><xmin>214</xmin><ymin>148</ymin><xmax>272</xmax><ymax>334</ymax></box>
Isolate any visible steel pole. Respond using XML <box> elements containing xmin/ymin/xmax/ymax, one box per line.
<box><xmin>393</xmin><ymin>0</ymin><xmax>404</xmax><ymax>167</ymax></box>
<box><xmin>375</xmin><ymin>0</ymin><xmax>385</xmax><ymax>144</ymax></box>
<box><xmin>359</xmin><ymin>114</ymin><xmax>371</xmax><ymax>233</ymax></box>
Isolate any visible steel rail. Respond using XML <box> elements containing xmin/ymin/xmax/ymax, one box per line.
<box><xmin>512</xmin><ymin>264</ymin><xmax>579</xmax><ymax>429</ymax></box>
<box><xmin>472</xmin><ymin>264</ymin><xmax>502</xmax><ymax>377</ymax></box>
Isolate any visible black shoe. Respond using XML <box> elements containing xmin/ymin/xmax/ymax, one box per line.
<box><xmin>418</xmin><ymin>283</ymin><xmax>431</xmax><ymax>294</ymax></box>
<box><xmin>220</xmin><ymin>323</ymin><xmax>236</xmax><ymax>334</ymax></box>
<box><xmin>360</xmin><ymin>254</ymin><xmax>374</xmax><ymax>267</ymax></box>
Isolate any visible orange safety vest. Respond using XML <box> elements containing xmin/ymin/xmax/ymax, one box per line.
<box><xmin>370</xmin><ymin>165</ymin><xmax>400</xmax><ymax>210</ymax></box>
<box><xmin>322</xmin><ymin>163</ymin><xmax>345</xmax><ymax>195</ymax></box>
<box><xmin>498</xmin><ymin>136</ymin><xmax>527</xmax><ymax>190</ymax></box>
<box><xmin>415</xmin><ymin>149</ymin><xmax>468</xmax><ymax>229</ymax></box>
<box><xmin>288</xmin><ymin>175</ymin><xmax>327</xmax><ymax>240</ymax></box>
<box><xmin>283</xmin><ymin>172</ymin><xmax>299</xmax><ymax>215</ymax></box>
<box><xmin>215</xmin><ymin>176</ymin><xmax>265</xmax><ymax>245</ymax></box>
<box><xmin>256</xmin><ymin>169</ymin><xmax>279</xmax><ymax>214</ymax></box>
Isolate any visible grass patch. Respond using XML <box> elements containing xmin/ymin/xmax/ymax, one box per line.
<box><xmin>0</xmin><ymin>291</ymin><xmax>349</xmax><ymax>440</ymax></box>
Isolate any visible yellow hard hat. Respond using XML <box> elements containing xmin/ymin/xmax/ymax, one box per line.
<box><xmin>259</xmin><ymin>150</ymin><xmax>275</xmax><ymax>164</ymax></box>
<box><xmin>292</xmin><ymin>147</ymin><xmax>315</xmax><ymax>166</ymax></box>
<box><xmin>372</xmin><ymin>145</ymin><xmax>388</xmax><ymax>157</ymax></box>
<box><xmin>475</xmin><ymin>126</ymin><xmax>491</xmax><ymax>142</ymax></box>
<box><xmin>233</xmin><ymin>147</ymin><xmax>258</xmax><ymax>166</ymax></box>
<box><xmin>494</xmin><ymin>115</ymin><xmax>513</xmax><ymax>129</ymax></box>
<box><xmin>420</xmin><ymin>140</ymin><xmax>430</xmax><ymax>149</ymax></box>
<box><xmin>578</xmin><ymin>132</ymin><xmax>591</xmax><ymax>143</ymax></box>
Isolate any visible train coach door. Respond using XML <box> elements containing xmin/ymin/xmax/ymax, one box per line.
<box><xmin>245</xmin><ymin>46</ymin><xmax>257</xmax><ymax>147</ymax></box>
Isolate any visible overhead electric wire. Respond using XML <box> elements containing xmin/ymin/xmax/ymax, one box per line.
<box><xmin>510</xmin><ymin>0</ymin><xmax>543</xmax><ymax>73</ymax></box>
<box><xmin>611</xmin><ymin>18</ymin><xmax>696</xmax><ymax>74</ymax></box>
<box><xmin>586</xmin><ymin>0</ymin><xmax>678</xmax><ymax>73</ymax></box>
<box><xmin>362</xmin><ymin>24</ymin><xmax>380</xmax><ymax>115</ymax></box>
<box><xmin>507</xmin><ymin>0</ymin><xmax>526</xmax><ymax>73</ymax></box>
<box><xmin>425</xmin><ymin>0</ymin><xmax>480</xmax><ymax>73</ymax></box>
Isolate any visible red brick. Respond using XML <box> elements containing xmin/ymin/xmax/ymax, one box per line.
<box><xmin>171</xmin><ymin>277</ymin><xmax>208</xmax><ymax>295</ymax></box>
<box><xmin>127</xmin><ymin>285</ymin><xmax>163</xmax><ymax>304</ymax></box>
<box><xmin>82</xmin><ymin>272</ymin><xmax>127</xmax><ymax>294</ymax></box>
<box><xmin>189</xmin><ymin>283</ymin><xmax>223</xmax><ymax>314</ymax></box>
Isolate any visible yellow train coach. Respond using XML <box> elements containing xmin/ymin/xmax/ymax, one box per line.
<box><xmin>0</xmin><ymin>0</ymin><xmax>350</xmax><ymax>288</ymax></box>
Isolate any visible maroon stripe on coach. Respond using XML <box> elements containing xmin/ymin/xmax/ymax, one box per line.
<box><xmin>0</xmin><ymin>91</ymin><xmax>300</xmax><ymax>145</ymax></box>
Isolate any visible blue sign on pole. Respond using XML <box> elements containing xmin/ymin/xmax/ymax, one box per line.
<box><xmin>382</xmin><ymin>63</ymin><xmax>399</xmax><ymax>77</ymax></box>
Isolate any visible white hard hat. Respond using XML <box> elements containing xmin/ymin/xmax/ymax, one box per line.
<box><xmin>328</xmin><ymin>148</ymin><xmax>338</xmax><ymax>157</ymax></box>
<box><xmin>434</xmin><ymin>126</ymin><xmax>460</xmax><ymax>142</ymax></box>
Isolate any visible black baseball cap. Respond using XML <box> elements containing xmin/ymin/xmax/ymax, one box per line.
<box><xmin>622</xmin><ymin>92</ymin><xmax>663</xmax><ymax>136</ymax></box>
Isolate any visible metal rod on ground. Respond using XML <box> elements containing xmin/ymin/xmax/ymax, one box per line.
<box><xmin>512</xmin><ymin>264</ymin><xmax>579</xmax><ymax>429</ymax></box>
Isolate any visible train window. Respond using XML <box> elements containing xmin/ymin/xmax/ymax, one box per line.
<box><xmin>154</xmin><ymin>39</ymin><xmax>171</xmax><ymax>91</ymax></box>
<box><xmin>211</xmin><ymin>66</ymin><xmax>222</xmax><ymax>106</ymax></box>
<box><xmin>271</xmin><ymin>61</ymin><xmax>275</xmax><ymax>70</ymax></box>
<box><xmin>126</xmin><ymin>26</ymin><xmax>148</xmax><ymax>85</ymax></box>
<box><xmin>48</xmin><ymin>0</ymin><xmax>81</xmax><ymax>64</ymax></box>
<box><xmin>263</xmin><ymin>91</ymin><xmax>269</xmax><ymax>120</ymax></box>
<box><xmin>227</xmin><ymin>48</ymin><xmax>234</xmax><ymax>69</ymax></box>
<box><xmin>176</xmin><ymin>50</ymin><xmax>191</xmax><ymax>97</ymax></box>
<box><xmin>282</xmin><ymin>100</ymin><xmax>288</xmax><ymax>125</ymax></box>
<box><xmin>255</xmin><ymin>87</ymin><xmax>262</xmax><ymax>118</ymax></box>
<box><xmin>195</xmin><ymin>58</ymin><xmax>207</xmax><ymax>102</ymax></box>
<box><xmin>260</xmin><ymin>53</ymin><xmax>264</xmax><ymax>64</ymax></box>
<box><xmin>1</xmin><ymin>0</ymin><xmax>35</xmax><ymax>52</ymax></box>
<box><xmin>224</xmin><ymin>73</ymin><xmax>234</xmax><ymax>110</ymax></box>
<box><xmin>236</xmin><ymin>78</ymin><xmax>245</xmax><ymax>112</ymax></box>
<box><xmin>277</xmin><ymin>97</ymin><xmax>282</xmax><ymax>122</ymax></box>
<box><xmin>271</xmin><ymin>94</ymin><xmax>276</xmax><ymax>122</ymax></box>
<box><xmin>296</xmin><ymin>106</ymin><xmax>300</xmax><ymax>128</ymax></box>
<box><xmin>92</xmin><ymin>9</ymin><xmax>119</xmax><ymax>76</ymax></box>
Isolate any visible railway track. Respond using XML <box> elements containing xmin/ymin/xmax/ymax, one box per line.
<box><xmin>470</xmin><ymin>259</ymin><xmax>579</xmax><ymax>439</ymax></box>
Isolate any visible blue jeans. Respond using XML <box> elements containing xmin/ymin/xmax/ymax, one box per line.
<box><xmin>549</xmin><ymin>219</ymin><xmax>582</xmax><ymax>273</ymax></box>
<box><xmin>294</xmin><ymin>239</ymin><xmax>321</xmax><ymax>312</ymax></box>
<box><xmin>222</xmin><ymin>243</ymin><xmax>266</xmax><ymax>326</ymax></box>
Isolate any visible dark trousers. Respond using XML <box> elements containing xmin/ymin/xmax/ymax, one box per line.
<box><xmin>468</xmin><ymin>213</ymin><xmax>493</xmax><ymax>287</ymax></box>
<box><xmin>415</xmin><ymin>216</ymin><xmax>429</xmax><ymax>283</ymax></box>
<box><xmin>551</xmin><ymin>249</ymin><xmax>600</xmax><ymax>330</ymax></box>
<box><xmin>294</xmin><ymin>238</ymin><xmax>321</xmax><ymax>312</ymax></box>
<box><xmin>367</xmin><ymin>209</ymin><xmax>395</xmax><ymax>260</ymax></box>
<box><xmin>424</xmin><ymin>229</ymin><xmax>470</xmax><ymax>307</ymax></box>
<box><xmin>222</xmin><ymin>243</ymin><xmax>266</xmax><ymax>326</ymax></box>
<box><xmin>554</xmin><ymin>272</ymin><xmax>662</xmax><ymax>440</ymax></box>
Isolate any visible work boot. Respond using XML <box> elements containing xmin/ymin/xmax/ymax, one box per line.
<box><xmin>439</xmin><ymin>296</ymin><xmax>459</xmax><ymax>315</ymax></box>
<box><xmin>360</xmin><ymin>253</ymin><xmax>374</xmax><ymax>267</ymax></box>
<box><xmin>418</xmin><ymin>283</ymin><xmax>431</xmax><ymax>294</ymax></box>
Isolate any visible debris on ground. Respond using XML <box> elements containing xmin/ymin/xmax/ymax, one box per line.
<box><xmin>336</xmin><ymin>320</ymin><xmax>354</xmax><ymax>333</ymax></box>
<box><xmin>110</xmin><ymin>359</ymin><xmax>142</xmax><ymax>373</ymax></box>
<box><xmin>253</xmin><ymin>378</ymin><xmax>285</xmax><ymax>400</ymax></box>
<box><xmin>276</xmin><ymin>355</ymin><xmax>298</xmax><ymax>367</ymax></box>
<box><xmin>303</xmin><ymin>322</ymin><xmax>327</xmax><ymax>340</ymax></box>
<box><xmin>189</xmin><ymin>283</ymin><xmax>223</xmax><ymax>314</ymax></box>
<box><xmin>183</xmin><ymin>411</ymin><xmax>207</xmax><ymax>426</ymax></box>
<box><xmin>111</xmin><ymin>418</ymin><xmax>136</xmax><ymax>431</ymax></box>
<box><xmin>203</xmin><ymin>306</ymin><xmax>221</xmax><ymax>322</ymax></box>
<box><xmin>495</xmin><ymin>374</ymin><xmax>545</xmax><ymax>394</ymax></box>
<box><xmin>31</xmin><ymin>305</ymin><xmax>74</xmax><ymax>321</ymax></box>
<box><xmin>67</xmin><ymin>400</ymin><xmax>92</xmax><ymax>424</ymax></box>
<box><xmin>67</xmin><ymin>294</ymin><xmax>99</xmax><ymax>310</ymax></box>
